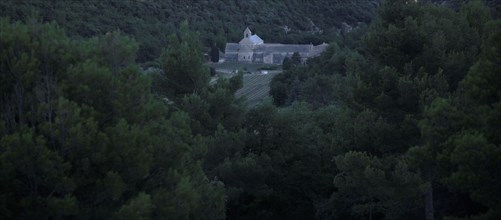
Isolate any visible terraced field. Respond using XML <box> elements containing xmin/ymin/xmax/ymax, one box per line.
<box><xmin>235</xmin><ymin>72</ymin><xmax>280</xmax><ymax>107</ymax></box>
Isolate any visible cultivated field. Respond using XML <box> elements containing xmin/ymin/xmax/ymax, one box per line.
<box><xmin>208</xmin><ymin>62</ymin><xmax>281</xmax><ymax>107</ymax></box>
<box><xmin>235</xmin><ymin>72</ymin><xmax>280</xmax><ymax>107</ymax></box>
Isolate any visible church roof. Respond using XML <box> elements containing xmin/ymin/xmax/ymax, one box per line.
<box><xmin>249</xmin><ymin>35</ymin><xmax>263</xmax><ymax>44</ymax></box>
<box><xmin>239</xmin><ymin>37</ymin><xmax>254</xmax><ymax>45</ymax></box>
<box><xmin>239</xmin><ymin>34</ymin><xmax>263</xmax><ymax>45</ymax></box>
<box><xmin>225</xmin><ymin>42</ymin><xmax>329</xmax><ymax>55</ymax></box>
<box><xmin>225</xmin><ymin>43</ymin><xmax>239</xmax><ymax>52</ymax></box>
<box><xmin>256</xmin><ymin>44</ymin><xmax>313</xmax><ymax>53</ymax></box>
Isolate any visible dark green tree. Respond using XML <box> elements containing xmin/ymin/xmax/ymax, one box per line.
<box><xmin>291</xmin><ymin>52</ymin><xmax>302</xmax><ymax>65</ymax></box>
<box><xmin>155</xmin><ymin>21</ymin><xmax>210</xmax><ymax>99</ymax></box>
<box><xmin>282</xmin><ymin>57</ymin><xmax>293</xmax><ymax>71</ymax></box>
<box><xmin>210</xmin><ymin>44</ymin><xmax>220</xmax><ymax>63</ymax></box>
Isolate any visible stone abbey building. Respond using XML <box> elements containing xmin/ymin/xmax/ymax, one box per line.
<box><xmin>224</xmin><ymin>28</ymin><xmax>328</xmax><ymax>64</ymax></box>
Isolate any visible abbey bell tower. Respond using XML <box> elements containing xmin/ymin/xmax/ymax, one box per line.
<box><xmin>244</xmin><ymin>27</ymin><xmax>251</xmax><ymax>38</ymax></box>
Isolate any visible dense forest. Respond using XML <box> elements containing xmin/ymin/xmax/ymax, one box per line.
<box><xmin>1</xmin><ymin>0</ymin><xmax>500</xmax><ymax>219</ymax></box>
<box><xmin>0</xmin><ymin>0</ymin><xmax>382</xmax><ymax>62</ymax></box>
<box><xmin>2</xmin><ymin>0</ymin><xmax>499</xmax><ymax>62</ymax></box>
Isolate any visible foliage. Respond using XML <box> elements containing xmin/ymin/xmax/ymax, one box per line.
<box><xmin>269</xmin><ymin>0</ymin><xmax>500</xmax><ymax>219</ymax></box>
<box><xmin>1</xmin><ymin>0</ymin><xmax>501</xmax><ymax>219</ymax></box>
<box><xmin>0</xmin><ymin>0</ymin><xmax>382</xmax><ymax>62</ymax></box>
<box><xmin>0</xmin><ymin>18</ymin><xmax>225</xmax><ymax>219</ymax></box>
<box><xmin>154</xmin><ymin>21</ymin><xmax>209</xmax><ymax>100</ymax></box>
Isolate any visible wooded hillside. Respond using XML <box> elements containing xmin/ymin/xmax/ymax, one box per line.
<box><xmin>1</xmin><ymin>0</ymin><xmax>500</xmax><ymax>219</ymax></box>
<box><xmin>0</xmin><ymin>0</ymin><xmax>381</xmax><ymax>62</ymax></box>
<box><xmin>2</xmin><ymin>0</ymin><xmax>498</xmax><ymax>63</ymax></box>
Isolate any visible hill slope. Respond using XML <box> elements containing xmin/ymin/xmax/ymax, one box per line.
<box><xmin>2</xmin><ymin>0</ymin><xmax>497</xmax><ymax>63</ymax></box>
<box><xmin>0</xmin><ymin>0</ymin><xmax>380</xmax><ymax>61</ymax></box>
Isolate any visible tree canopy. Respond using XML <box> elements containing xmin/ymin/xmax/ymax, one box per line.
<box><xmin>1</xmin><ymin>0</ymin><xmax>500</xmax><ymax>219</ymax></box>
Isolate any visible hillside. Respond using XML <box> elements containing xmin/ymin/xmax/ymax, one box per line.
<box><xmin>0</xmin><ymin>0</ymin><xmax>380</xmax><ymax>62</ymax></box>
<box><xmin>1</xmin><ymin>0</ymin><xmax>501</xmax><ymax>219</ymax></box>
<box><xmin>3</xmin><ymin>0</ymin><xmax>499</xmax><ymax>63</ymax></box>
<box><xmin>1</xmin><ymin>0</ymin><xmax>499</xmax><ymax>63</ymax></box>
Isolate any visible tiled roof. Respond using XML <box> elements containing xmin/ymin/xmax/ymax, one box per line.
<box><xmin>257</xmin><ymin>44</ymin><xmax>313</xmax><ymax>53</ymax></box>
<box><xmin>239</xmin><ymin>37</ymin><xmax>254</xmax><ymax>45</ymax></box>
<box><xmin>249</xmin><ymin>35</ymin><xmax>264</xmax><ymax>44</ymax></box>
<box><xmin>225</xmin><ymin>43</ymin><xmax>240</xmax><ymax>53</ymax></box>
<box><xmin>225</xmin><ymin>42</ymin><xmax>328</xmax><ymax>56</ymax></box>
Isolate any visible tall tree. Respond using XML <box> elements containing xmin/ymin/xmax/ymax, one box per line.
<box><xmin>155</xmin><ymin>21</ymin><xmax>210</xmax><ymax>100</ymax></box>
